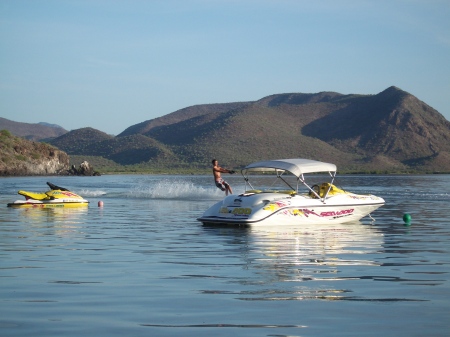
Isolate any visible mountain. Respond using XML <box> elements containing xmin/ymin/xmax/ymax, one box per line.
<box><xmin>50</xmin><ymin>127</ymin><xmax>176</xmax><ymax>165</ymax></box>
<box><xmin>0</xmin><ymin>117</ymin><xmax>68</xmax><ymax>141</ymax></box>
<box><xmin>49</xmin><ymin>127</ymin><xmax>114</xmax><ymax>155</ymax></box>
<box><xmin>9</xmin><ymin>86</ymin><xmax>450</xmax><ymax>173</ymax></box>
<box><xmin>107</xmin><ymin>86</ymin><xmax>450</xmax><ymax>172</ymax></box>
<box><xmin>301</xmin><ymin>87</ymin><xmax>450</xmax><ymax>170</ymax></box>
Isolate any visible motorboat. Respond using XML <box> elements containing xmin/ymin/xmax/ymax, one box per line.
<box><xmin>198</xmin><ymin>158</ymin><xmax>385</xmax><ymax>226</ymax></box>
<box><xmin>7</xmin><ymin>182</ymin><xmax>89</xmax><ymax>208</ymax></box>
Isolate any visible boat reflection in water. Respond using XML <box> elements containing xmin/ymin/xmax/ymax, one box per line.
<box><xmin>248</xmin><ymin>221</ymin><xmax>383</xmax><ymax>265</ymax></box>
<box><xmin>203</xmin><ymin>221</ymin><xmax>385</xmax><ymax>301</ymax></box>
<box><xmin>14</xmin><ymin>207</ymin><xmax>89</xmax><ymax>237</ymax></box>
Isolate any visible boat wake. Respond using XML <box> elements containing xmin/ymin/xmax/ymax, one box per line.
<box><xmin>127</xmin><ymin>179</ymin><xmax>224</xmax><ymax>200</ymax></box>
<box><xmin>78</xmin><ymin>189</ymin><xmax>107</xmax><ymax>197</ymax></box>
<box><xmin>71</xmin><ymin>178</ymin><xmax>232</xmax><ymax>200</ymax></box>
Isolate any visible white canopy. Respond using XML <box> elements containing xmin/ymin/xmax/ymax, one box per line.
<box><xmin>243</xmin><ymin>158</ymin><xmax>337</xmax><ymax>177</ymax></box>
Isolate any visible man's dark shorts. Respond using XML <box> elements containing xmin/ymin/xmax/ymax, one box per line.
<box><xmin>215</xmin><ymin>178</ymin><xmax>229</xmax><ymax>191</ymax></box>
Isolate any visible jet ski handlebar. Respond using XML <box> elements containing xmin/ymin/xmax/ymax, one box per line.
<box><xmin>47</xmin><ymin>182</ymin><xmax>70</xmax><ymax>191</ymax></box>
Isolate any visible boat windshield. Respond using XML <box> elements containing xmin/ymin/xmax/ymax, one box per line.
<box><xmin>241</xmin><ymin>167</ymin><xmax>336</xmax><ymax>199</ymax></box>
<box><xmin>241</xmin><ymin>168</ymin><xmax>298</xmax><ymax>190</ymax></box>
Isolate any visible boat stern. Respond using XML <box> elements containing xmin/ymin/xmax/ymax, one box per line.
<box><xmin>197</xmin><ymin>192</ymin><xmax>292</xmax><ymax>225</ymax></box>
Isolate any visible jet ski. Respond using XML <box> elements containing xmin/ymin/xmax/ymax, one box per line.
<box><xmin>7</xmin><ymin>182</ymin><xmax>89</xmax><ymax>208</ymax></box>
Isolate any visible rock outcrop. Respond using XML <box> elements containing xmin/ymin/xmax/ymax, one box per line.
<box><xmin>68</xmin><ymin>161</ymin><xmax>101</xmax><ymax>176</ymax></box>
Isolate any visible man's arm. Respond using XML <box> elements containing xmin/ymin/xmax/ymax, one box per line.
<box><xmin>215</xmin><ymin>166</ymin><xmax>235</xmax><ymax>174</ymax></box>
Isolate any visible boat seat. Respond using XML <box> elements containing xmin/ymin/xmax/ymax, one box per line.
<box><xmin>18</xmin><ymin>190</ymin><xmax>50</xmax><ymax>200</ymax></box>
<box><xmin>319</xmin><ymin>183</ymin><xmax>347</xmax><ymax>197</ymax></box>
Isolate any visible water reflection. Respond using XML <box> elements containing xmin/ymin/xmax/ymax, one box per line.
<box><xmin>10</xmin><ymin>207</ymin><xmax>89</xmax><ymax>237</ymax></box>
<box><xmin>204</xmin><ymin>222</ymin><xmax>384</xmax><ymax>270</ymax></box>
<box><xmin>200</xmin><ymin>223</ymin><xmax>428</xmax><ymax>302</ymax></box>
<box><xmin>15</xmin><ymin>206</ymin><xmax>88</xmax><ymax>222</ymax></box>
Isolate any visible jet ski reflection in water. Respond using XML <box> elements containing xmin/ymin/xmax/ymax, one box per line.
<box><xmin>7</xmin><ymin>182</ymin><xmax>89</xmax><ymax>208</ymax></box>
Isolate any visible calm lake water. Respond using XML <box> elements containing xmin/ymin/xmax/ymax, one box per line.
<box><xmin>1</xmin><ymin>174</ymin><xmax>449</xmax><ymax>337</ymax></box>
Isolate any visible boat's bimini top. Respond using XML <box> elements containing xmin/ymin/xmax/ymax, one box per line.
<box><xmin>242</xmin><ymin>158</ymin><xmax>337</xmax><ymax>177</ymax></box>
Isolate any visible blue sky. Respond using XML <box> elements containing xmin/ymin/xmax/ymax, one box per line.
<box><xmin>1</xmin><ymin>0</ymin><xmax>449</xmax><ymax>135</ymax></box>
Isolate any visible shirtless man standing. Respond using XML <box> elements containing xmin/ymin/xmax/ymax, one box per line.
<box><xmin>212</xmin><ymin>159</ymin><xmax>234</xmax><ymax>195</ymax></box>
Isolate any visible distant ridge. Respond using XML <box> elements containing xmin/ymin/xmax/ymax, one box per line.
<box><xmin>38</xmin><ymin>122</ymin><xmax>65</xmax><ymax>129</ymax></box>
<box><xmin>0</xmin><ymin>117</ymin><xmax>67</xmax><ymax>141</ymax></box>
<box><xmin>118</xmin><ymin>102</ymin><xmax>252</xmax><ymax>137</ymax></box>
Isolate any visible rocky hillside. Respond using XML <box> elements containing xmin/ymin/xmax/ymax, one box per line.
<box><xmin>0</xmin><ymin>130</ymin><xmax>69</xmax><ymax>176</ymax></box>
<box><xmin>0</xmin><ymin>118</ymin><xmax>68</xmax><ymax>141</ymax></box>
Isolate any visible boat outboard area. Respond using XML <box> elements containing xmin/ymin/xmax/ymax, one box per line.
<box><xmin>198</xmin><ymin>158</ymin><xmax>385</xmax><ymax>226</ymax></box>
<box><xmin>7</xmin><ymin>182</ymin><xmax>89</xmax><ymax>209</ymax></box>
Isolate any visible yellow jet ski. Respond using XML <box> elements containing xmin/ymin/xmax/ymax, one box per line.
<box><xmin>7</xmin><ymin>182</ymin><xmax>89</xmax><ymax>208</ymax></box>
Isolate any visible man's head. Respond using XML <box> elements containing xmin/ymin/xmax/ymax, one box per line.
<box><xmin>212</xmin><ymin>159</ymin><xmax>218</xmax><ymax>165</ymax></box>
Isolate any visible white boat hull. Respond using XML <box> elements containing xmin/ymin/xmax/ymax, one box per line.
<box><xmin>198</xmin><ymin>192</ymin><xmax>384</xmax><ymax>226</ymax></box>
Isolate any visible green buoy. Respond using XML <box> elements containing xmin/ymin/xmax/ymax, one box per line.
<box><xmin>403</xmin><ymin>213</ymin><xmax>411</xmax><ymax>225</ymax></box>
